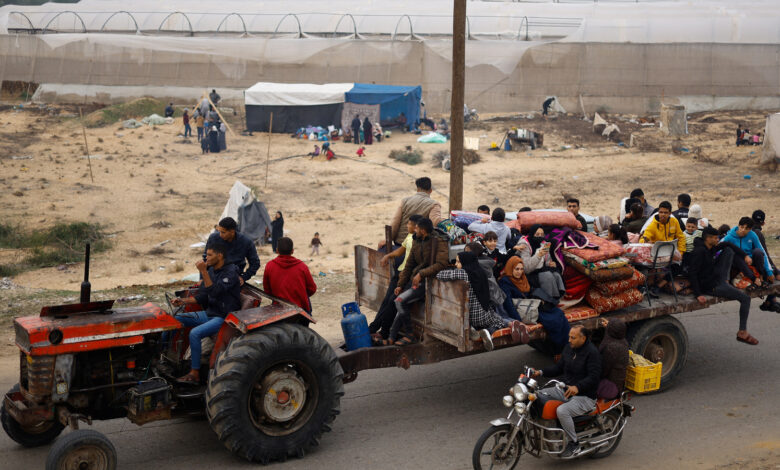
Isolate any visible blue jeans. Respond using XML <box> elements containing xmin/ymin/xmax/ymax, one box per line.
<box><xmin>176</xmin><ymin>311</ymin><xmax>224</xmax><ymax>370</ymax></box>
<box><xmin>197</xmin><ymin>126</ymin><xmax>204</xmax><ymax>141</ymax></box>
<box><xmin>184</xmin><ymin>123</ymin><xmax>192</xmax><ymax>137</ymax></box>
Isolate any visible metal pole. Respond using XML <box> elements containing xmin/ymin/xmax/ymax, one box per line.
<box><xmin>78</xmin><ymin>107</ymin><xmax>94</xmax><ymax>183</ymax></box>
<box><xmin>449</xmin><ymin>0</ymin><xmax>466</xmax><ymax>212</ymax></box>
<box><xmin>264</xmin><ymin>112</ymin><xmax>273</xmax><ymax>187</ymax></box>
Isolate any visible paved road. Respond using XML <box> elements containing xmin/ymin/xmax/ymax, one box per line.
<box><xmin>1</xmin><ymin>302</ymin><xmax>779</xmax><ymax>469</ymax></box>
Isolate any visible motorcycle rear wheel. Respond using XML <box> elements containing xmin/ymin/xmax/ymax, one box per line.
<box><xmin>588</xmin><ymin>410</ymin><xmax>625</xmax><ymax>459</ymax></box>
<box><xmin>472</xmin><ymin>424</ymin><xmax>523</xmax><ymax>470</ymax></box>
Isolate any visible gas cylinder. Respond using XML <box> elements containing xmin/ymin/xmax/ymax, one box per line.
<box><xmin>340</xmin><ymin>302</ymin><xmax>371</xmax><ymax>351</ymax></box>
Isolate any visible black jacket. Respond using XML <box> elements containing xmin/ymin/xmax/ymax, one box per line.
<box><xmin>753</xmin><ymin>226</ymin><xmax>777</xmax><ymax>271</ymax></box>
<box><xmin>687</xmin><ymin>238</ymin><xmax>747</xmax><ymax>296</ymax></box>
<box><xmin>194</xmin><ymin>263</ymin><xmax>242</xmax><ymax>318</ymax></box>
<box><xmin>542</xmin><ymin>339</ymin><xmax>602</xmax><ymax>399</ymax></box>
<box><xmin>204</xmin><ymin>232</ymin><xmax>261</xmax><ymax>282</ymax></box>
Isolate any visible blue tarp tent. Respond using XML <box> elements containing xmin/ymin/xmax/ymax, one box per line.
<box><xmin>345</xmin><ymin>84</ymin><xmax>422</xmax><ymax>129</ymax></box>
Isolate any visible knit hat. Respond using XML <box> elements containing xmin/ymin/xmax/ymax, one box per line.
<box><xmin>688</xmin><ymin>204</ymin><xmax>703</xmax><ymax>219</ymax></box>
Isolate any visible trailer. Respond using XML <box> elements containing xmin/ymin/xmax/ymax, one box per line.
<box><xmin>338</xmin><ymin>246</ymin><xmax>780</xmax><ymax>391</ymax></box>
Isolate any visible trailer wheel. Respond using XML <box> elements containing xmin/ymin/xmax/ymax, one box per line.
<box><xmin>45</xmin><ymin>429</ymin><xmax>117</xmax><ymax>470</ymax></box>
<box><xmin>2</xmin><ymin>384</ymin><xmax>64</xmax><ymax>447</ymax></box>
<box><xmin>205</xmin><ymin>323</ymin><xmax>344</xmax><ymax>464</ymax></box>
<box><xmin>627</xmin><ymin>317</ymin><xmax>688</xmax><ymax>392</ymax></box>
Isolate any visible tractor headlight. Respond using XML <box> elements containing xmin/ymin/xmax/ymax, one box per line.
<box><xmin>513</xmin><ymin>383</ymin><xmax>528</xmax><ymax>402</ymax></box>
<box><xmin>503</xmin><ymin>395</ymin><xmax>514</xmax><ymax>408</ymax></box>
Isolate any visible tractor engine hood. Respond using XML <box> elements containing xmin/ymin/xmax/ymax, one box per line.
<box><xmin>14</xmin><ymin>302</ymin><xmax>181</xmax><ymax>356</ymax></box>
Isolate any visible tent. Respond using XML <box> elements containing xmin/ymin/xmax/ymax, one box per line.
<box><xmin>345</xmin><ymin>84</ymin><xmax>422</xmax><ymax>129</ymax></box>
<box><xmin>220</xmin><ymin>181</ymin><xmax>272</xmax><ymax>244</ymax></box>
<box><xmin>244</xmin><ymin>82</ymin><xmax>353</xmax><ymax>133</ymax></box>
<box><xmin>244</xmin><ymin>82</ymin><xmax>422</xmax><ymax>133</ymax></box>
<box><xmin>761</xmin><ymin>113</ymin><xmax>780</xmax><ymax>171</ymax></box>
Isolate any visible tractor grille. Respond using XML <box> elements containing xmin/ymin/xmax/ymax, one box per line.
<box><xmin>21</xmin><ymin>354</ymin><xmax>55</xmax><ymax>402</ymax></box>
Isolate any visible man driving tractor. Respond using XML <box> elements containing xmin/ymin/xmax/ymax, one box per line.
<box><xmin>172</xmin><ymin>243</ymin><xmax>242</xmax><ymax>383</ymax></box>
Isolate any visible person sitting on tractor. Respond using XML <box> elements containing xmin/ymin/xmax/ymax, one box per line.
<box><xmin>262</xmin><ymin>237</ymin><xmax>317</xmax><ymax>313</ymax></box>
<box><xmin>204</xmin><ymin>217</ymin><xmax>260</xmax><ymax>285</ymax></box>
<box><xmin>172</xmin><ymin>243</ymin><xmax>242</xmax><ymax>383</ymax></box>
<box><xmin>531</xmin><ymin>325</ymin><xmax>602</xmax><ymax>458</ymax></box>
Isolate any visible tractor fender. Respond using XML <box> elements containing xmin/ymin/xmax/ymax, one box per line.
<box><xmin>209</xmin><ymin>303</ymin><xmax>315</xmax><ymax>368</ymax></box>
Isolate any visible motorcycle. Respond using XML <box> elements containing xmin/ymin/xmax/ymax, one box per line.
<box><xmin>472</xmin><ymin>367</ymin><xmax>634</xmax><ymax>469</ymax></box>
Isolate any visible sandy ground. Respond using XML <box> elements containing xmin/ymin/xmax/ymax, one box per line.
<box><xmin>1</xmin><ymin>103</ymin><xmax>779</xmax><ymax>293</ymax></box>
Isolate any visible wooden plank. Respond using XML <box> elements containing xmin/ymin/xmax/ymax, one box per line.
<box><xmin>354</xmin><ymin>246</ymin><xmax>393</xmax><ymax>313</ymax></box>
<box><xmin>426</xmin><ymin>278</ymin><xmax>469</xmax><ymax>352</ymax></box>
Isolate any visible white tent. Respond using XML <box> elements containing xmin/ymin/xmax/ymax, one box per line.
<box><xmin>244</xmin><ymin>83</ymin><xmax>353</xmax><ymax>107</ymax></box>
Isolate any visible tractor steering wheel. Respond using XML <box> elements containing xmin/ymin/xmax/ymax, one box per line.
<box><xmin>165</xmin><ymin>292</ymin><xmax>185</xmax><ymax>317</ymax></box>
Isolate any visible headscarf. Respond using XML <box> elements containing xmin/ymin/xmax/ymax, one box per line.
<box><xmin>595</xmin><ymin>216</ymin><xmax>613</xmax><ymax>237</ymax></box>
<box><xmin>501</xmin><ymin>256</ymin><xmax>530</xmax><ymax>293</ymax></box>
<box><xmin>457</xmin><ymin>251</ymin><xmax>491</xmax><ymax>311</ymax></box>
<box><xmin>688</xmin><ymin>204</ymin><xmax>702</xmax><ymax>219</ymax></box>
<box><xmin>526</xmin><ymin>223</ymin><xmax>545</xmax><ymax>254</ymax></box>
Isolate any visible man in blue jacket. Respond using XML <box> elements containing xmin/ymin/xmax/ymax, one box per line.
<box><xmin>721</xmin><ymin>217</ymin><xmax>775</xmax><ymax>284</ymax></box>
<box><xmin>173</xmin><ymin>243</ymin><xmax>242</xmax><ymax>382</ymax></box>
<box><xmin>203</xmin><ymin>217</ymin><xmax>260</xmax><ymax>285</ymax></box>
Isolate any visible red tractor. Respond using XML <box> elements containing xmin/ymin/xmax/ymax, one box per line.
<box><xmin>2</xmin><ymin>247</ymin><xmax>344</xmax><ymax>469</ymax></box>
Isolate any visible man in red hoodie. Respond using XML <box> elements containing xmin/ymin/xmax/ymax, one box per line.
<box><xmin>263</xmin><ymin>237</ymin><xmax>317</xmax><ymax>313</ymax></box>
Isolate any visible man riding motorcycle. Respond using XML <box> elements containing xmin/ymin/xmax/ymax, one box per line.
<box><xmin>531</xmin><ymin>325</ymin><xmax>601</xmax><ymax>458</ymax></box>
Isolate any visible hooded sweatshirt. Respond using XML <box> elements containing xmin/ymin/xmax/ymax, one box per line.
<box><xmin>640</xmin><ymin>213</ymin><xmax>686</xmax><ymax>253</ymax></box>
<box><xmin>599</xmin><ymin>319</ymin><xmax>629</xmax><ymax>392</ymax></box>
<box><xmin>262</xmin><ymin>255</ymin><xmax>317</xmax><ymax>312</ymax></box>
<box><xmin>722</xmin><ymin>226</ymin><xmax>773</xmax><ymax>275</ymax></box>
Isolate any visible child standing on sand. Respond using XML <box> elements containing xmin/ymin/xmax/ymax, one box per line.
<box><xmin>310</xmin><ymin>233</ymin><xmax>322</xmax><ymax>256</ymax></box>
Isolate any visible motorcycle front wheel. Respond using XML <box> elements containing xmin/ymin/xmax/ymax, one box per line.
<box><xmin>472</xmin><ymin>424</ymin><xmax>523</xmax><ymax>470</ymax></box>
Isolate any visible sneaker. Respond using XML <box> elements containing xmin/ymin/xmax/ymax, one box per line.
<box><xmin>760</xmin><ymin>300</ymin><xmax>774</xmax><ymax>312</ymax></box>
<box><xmin>479</xmin><ymin>329</ymin><xmax>494</xmax><ymax>351</ymax></box>
<box><xmin>560</xmin><ymin>441</ymin><xmax>580</xmax><ymax>458</ymax></box>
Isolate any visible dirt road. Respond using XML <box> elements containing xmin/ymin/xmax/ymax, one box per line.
<box><xmin>1</xmin><ymin>301</ymin><xmax>778</xmax><ymax>469</ymax></box>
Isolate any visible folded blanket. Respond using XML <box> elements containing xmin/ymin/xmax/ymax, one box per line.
<box><xmin>563</xmin><ymin>268</ymin><xmax>592</xmax><ymax>300</ymax></box>
<box><xmin>564</xmin><ymin>251</ymin><xmax>629</xmax><ymax>271</ymax></box>
<box><xmin>563</xmin><ymin>305</ymin><xmax>600</xmax><ymax>321</ymax></box>
<box><xmin>593</xmin><ymin>269</ymin><xmax>646</xmax><ymax>296</ymax></box>
<box><xmin>566</xmin><ymin>231</ymin><xmax>627</xmax><ymax>262</ymax></box>
<box><xmin>506</xmin><ymin>210</ymin><xmax>581</xmax><ymax>232</ymax></box>
<box><xmin>585</xmin><ymin>287</ymin><xmax>644</xmax><ymax>314</ymax></box>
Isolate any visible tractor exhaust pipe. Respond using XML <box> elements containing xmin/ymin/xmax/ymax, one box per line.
<box><xmin>80</xmin><ymin>243</ymin><xmax>91</xmax><ymax>303</ymax></box>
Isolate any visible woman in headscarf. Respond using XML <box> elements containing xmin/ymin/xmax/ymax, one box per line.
<box><xmin>363</xmin><ymin>117</ymin><xmax>373</xmax><ymax>145</ymax></box>
<box><xmin>515</xmin><ymin>224</ymin><xmax>566</xmax><ymax>301</ymax></box>
<box><xmin>270</xmin><ymin>211</ymin><xmax>284</xmax><ymax>253</ymax></box>
<box><xmin>218</xmin><ymin>121</ymin><xmax>227</xmax><ymax>151</ymax></box>
<box><xmin>594</xmin><ymin>215</ymin><xmax>613</xmax><ymax>238</ymax></box>
<box><xmin>437</xmin><ymin>252</ymin><xmax>526</xmax><ymax>351</ymax></box>
<box><xmin>208</xmin><ymin>123</ymin><xmax>220</xmax><ymax>153</ymax></box>
<box><xmin>498</xmin><ymin>256</ymin><xmax>530</xmax><ymax>322</ymax></box>
<box><xmin>597</xmin><ymin>318</ymin><xmax>629</xmax><ymax>399</ymax></box>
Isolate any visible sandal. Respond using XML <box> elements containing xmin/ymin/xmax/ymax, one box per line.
<box><xmin>372</xmin><ymin>336</ymin><xmax>393</xmax><ymax>346</ymax></box>
<box><xmin>736</xmin><ymin>332</ymin><xmax>759</xmax><ymax>345</ymax></box>
<box><xmin>509</xmin><ymin>321</ymin><xmax>530</xmax><ymax>344</ymax></box>
<box><xmin>394</xmin><ymin>335</ymin><xmax>417</xmax><ymax>346</ymax></box>
<box><xmin>176</xmin><ymin>372</ymin><xmax>199</xmax><ymax>384</ymax></box>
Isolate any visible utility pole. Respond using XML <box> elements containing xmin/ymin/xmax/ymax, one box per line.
<box><xmin>449</xmin><ymin>0</ymin><xmax>466</xmax><ymax>212</ymax></box>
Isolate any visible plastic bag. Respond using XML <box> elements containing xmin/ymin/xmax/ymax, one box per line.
<box><xmin>417</xmin><ymin>132</ymin><xmax>448</xmax><ymax>144</ymax></box>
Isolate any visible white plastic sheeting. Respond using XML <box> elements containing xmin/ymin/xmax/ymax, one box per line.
<box><xmin>244</xmin><ymin>82</ymin><xmax>352</xmax><ymax>106</ymax></box>
<box><xmin>761</xmin><ymin>113</ymin><xmax>780</xmax><ymax>169</ymax></box>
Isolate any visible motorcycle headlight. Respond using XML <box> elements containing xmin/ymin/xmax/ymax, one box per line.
<box><xmin>514</xmin><ymin>402</ymin><xmax>527</xmax><ymax>414</ymax></box>
<box><xmin>503</xmin><ymin>395</ymin><xmax>514</xmax><ymax>408</ymax></box>
<box><xmin>513</xmin><ymin>383</ymin><xmax>528</xmax><ymax>402</ymax></box>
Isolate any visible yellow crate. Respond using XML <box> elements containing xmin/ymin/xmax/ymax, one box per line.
<box><xmin>625</xmin><ymin>351</ymin><xmax>662</xmax><ymax>393</ymax></box>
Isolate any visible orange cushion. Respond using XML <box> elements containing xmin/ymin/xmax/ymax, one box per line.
<box><xmin>563</xmin><ymin>306</ymin><xmax>599</xmax><ymax>321</ymax></box>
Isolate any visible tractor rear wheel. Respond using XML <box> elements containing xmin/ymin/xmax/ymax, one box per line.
<box><xmin>2</xmin><ymin>384</ymin><xmax>64</xmax><ymax>447</ymax></box>
<box><xmin>205</xmin><ymin>323</ymin><xmax>344</xmax><ymax>464</ymax></box>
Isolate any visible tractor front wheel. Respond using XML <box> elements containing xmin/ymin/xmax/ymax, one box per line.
<box><xmin>45</xmin><ymin>429</ymin><xmax>117</xmax><ymax>470</ymax></box>
<box><xmin>2</xmin><ymin>384</ymin><xmax>64</xmax><ymax>447</ymax></box>
<box><xmin>205</xmin><ymin>323</ymin><xmax>344</xmax><ymax>464</ymax></box>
